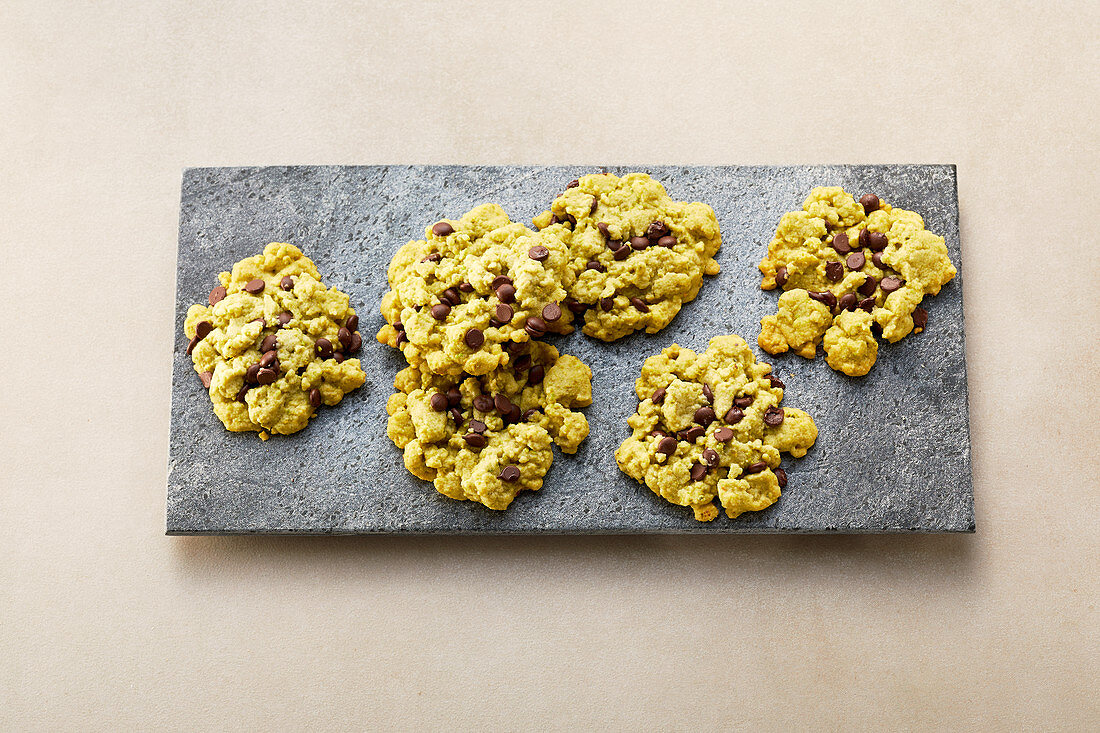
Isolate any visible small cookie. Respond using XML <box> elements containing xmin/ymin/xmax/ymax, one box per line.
<box><xmin>533</xmin><ymin>172</ymin><xmax>722</xmax><ymax>341</ymax></box>
<box><xmin>386</xmin><ymin>341</ymin><xmax>592</xmax><ymax>510</ymax></box>
<box><xmin>757</xmin><ymin>187</ymin><xmax>956</xmax><ymax>375</ymax></box>
<box><xmin>377</xmin><ymin>204</ymin><xmax>575</xmax><ymax>377</ymax></box>
<box><xmin>184</xmin><ymin>243</ymin><xmax>366</xmax><ymax>437</ymax></box>
<box><xmin>614</xmin><ymin>335</ymin><xmax>817</xmax><ymax>521</ymax></box>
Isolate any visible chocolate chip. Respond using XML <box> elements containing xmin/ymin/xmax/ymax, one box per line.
<box><xmin>464</xmin><ymin>433</ymin><xmax>487</xmax><ymax>448</ymax></box>
<box><xmin>465</xmin><ymin>328</ymin><xmax>485</xmax><ymax>349</ymax></box>
<box><xmin>858</xmin><ymin>228</ymin><xmax>870</xmax><ymax>249</ymax></box>
<box><xmin>859</xmin><ymin>296</ymin><xmax>876</xmax><ymax>312</ymax></box>
<box><xmin>236</xmin><ymin>383</ymin><xmax>251</xmax><ymax>402</ymax></box>
<box><xmin>630</xmin><ymin>236</ymin><xmax>649</xmax><ymax>251</ymax></box>
<box><xmin>613</xmin><ymin>245</ymin><xmax>630</xmax><ymax>261</ymax></box>
<box><xmin>597</xmin><ymin>222</ymin><xmax>611</xmax><ymax>238</ymax></box>
<box><xmin>880</xmin><ymin>276</ymin><xmax>904</xmax><ymax>292</ymax></box>
<box><xmin>809</xmin><ymin>290</ymin><xmax>837</xmax><ymax>310</ymax></box>
<box><xmin>458</xmin><ymin>282</ymin><xmax>474</xmax><ymax>293</ymax></box>
<box><xmin>442</xmin><ymin>387</ymin><xmax>459</xmax><ymax>408</ymax></box>
<box><xmin>702</xmin><ymin>384</ymin><xmax>714</xmax><ymax>403</ymax></box>
<box><xmin>256</xmin><ymin>367</ymin><xmax>278</xmax><ymax>385</ymax></box>
<box><xmin>775</xmin><ymin>468</ymin><xmax>788</xmax><ymax>488</ymax></box>
<box><xmin>858</xmin><ymin>276</ymin><xmax>877</xmax><ymax>297</ymax></box>
<box><xmin>280</xmin><ymin>276</ymin><xmax>294</xmax><ymax>291</ymax></box>
<box><xmin>315</xmin><ymin>338</ymin><xmax>333</xmax><ymax>358</ymax></box>
<box><xmin>276</xmin><ymin>311</ymin><xmax>292</xmax><ymax>326</ymax></box>
<box><xmin>499</xmin><ymin>465</ymin><xmax>521</xmax><ymax>482</ymax></box>
<box><xmin>735</xmin><ymin>396</ymin><xmax>753</xmax><ymax>408</ymax></box>
<box><xmin>432</xmin><ymin>221</ymin><xmax>454</xmax><ymax>236</ymax></box>
<box><xmin>838</xmin><ymin>293</ymin><xmax>857</xmax><ymax>312</ymax></box>
<box><xmin>652</xmin><ymin>388</ymin><xmax>666</xmax><ymax>404</ymax></box>
<box><xmin>507</xmin><ymin>404</ymin><xmax>522</xmax><ymax>423</ymax></box>
<box><xmin>430</xmin><ymin>303</ymin><xmax>451</xmax><ymax>320</ymax></box>
<box><xmin>245</xmin><ymin>363</ymin><xmax>261</xmax><ymax>384</ymax></box>
<box><xmin>449</xmin><ymin>407</ymin><xmax>463</xmax><ymax>426</ymax></box>
<box><xmin>847</xmin><ymin>251</ymin><xmax>866</xmax><ymax>270</ymax></box>
<box><xmin>549</xmin><ymin>215</ymin><xmax>559</xmax><ymax>225</ymax></box>
<box><xmin>349</xmin><ymin>332</ymin><xmax>362</xmax><ymax>352</ymax></box>
<box><xmin>714</xmin><ymin>427</ymin><xmax>734</xmax><ymax>442</ymax></box>
<box><xmin>776</xmin><ymin>266</ymin><xmax>789</xmax><ymax>287</ymax></box>
<box><xmin>695</xmin><ymin>406</ymin><xmax>716</xmax><ymax>426</ymax></box>
<box><xmin>505</xmin><ymin>340</ymin><xmax>526</xmax><ymax>356</ymax></box>
<box><xmin>529</xmin><ymin>245</ymin><xmax>550</xmax><ymax>261</ymax></box>
<box><xmin>683</xmin><ymin>426</ymin><xmax>705</xmax><ymax>442</ymax></box>
<box><xmin>422</xmin><ymin>252</ymin><xmax>442</xmax><ymax>263</ymax></box>
<box><xmin>703</xmin><ymin>448</ymin><xmax>719</xmax><ymax>467</ymax></box>
<box><xmin>259</xmin><ymin>350</ymin><xmax>278</xmax><ymax>368</ymax></box>
<box><xmin>859</xmin><ymin>194</ymin><xmax>880</xmax><ymax>212</ymax></box>
<box><xmin>208</xmin><ymin>286</ymin><xmax>227</xmax><ymax>305</ymax></box>
<box><xmin>542</xmin><ymin>303</ymin><xmax>562</xmax><ymax>322</ymax></box>
<box><xmin>521</xmin><ymin>408</ymin><xmax>540</xmax><ymax>421</ymax></box>
<box><xmin>244</xmin><ymin>278</ymin><xmax>265</xmax><ymax>294</ymax></box>
<box><xmin>657</xmin><ymin>235</ymin><xmax>677</xmax><ymax>248</ymax></box>
<box><xmin>912</xmin><ymin>306</ymin><xmax>928</xmax><ymax>329</ymax></box>
<box><xmin>563</xmin><ymin>213</ymin><xmax>577</xmax><ymax>227</ymax></box>
<box><xmin>496</xmin><ymin>283</ymin><xmax>516</xmax><ymax>304</ymax></box>
<box><xmin>473</xmin><ymin>395</ymin><xmax>493</xmax><ymax>412</ymax></box>
<box><xmin>872</xmin><ymin>251</ymin><xmax>885</xmax><ymax>269</ymax></box>
<box><xmin>566</xmin><ymin>179</ymin><xmax>579</xmax><ymax>189</ymax></box>
<box><xmin>657</xmin><ymin>436</ymin><xmax>677</xmax><ymax>455</ymax></box>
<box><xmin>334</xmin><ymin>328</ymin><xmax>350</xmax><ymax>351</ymax></box>
<box><xmin>590</xmin><ymin>196</ymin><xmax>599</xmax><ymax>214</ymax></box>
<box><xmin>333</xmin><ymin>351</ymin><xmax>345</xmax><ymax>363</ymax></box>
<box><xmin>690</xmin><ymin>462</ymin><xmax>707</xmax><ymax>482</ymax></box>
<box><xmin>767</xmin><ymin>375</ymin><xmax>785</xmax><ymax>389</ymax></box>
<box><xmin>469</xmin><ymin>419</ymin><xmax>487</xmax><ymax>434</ymax></box>
<box><xmin>193</xmin><ymin>321</ymin><xmax>212</xmax><ymax>341</ymax></box>
<box><xmin>825</xmin><ymin>261</ymin><xmax>843</xmax><ymax>282</ymax></box>
<box><xmin>745</xmin><ymin>461</ymin><xmax>767</xmax><ymax>474</ymax></box>
<box><xmin>198</xmin><ymin>371</ymin><xmax>213</xmax><ymax>389</ymax></box>
<box><xmin>868</xmin><ymin>232</ymin><xmax>887</xmax><ymax>251</ymax></box>
<box><xmin>491</xmin><ymin>275</ymin><xmax>512</xmax><ymax>289</ymax></box>
<box><xmin>600</xmin><ymin>297</ymin><xmax>614</xmax><ymax>312</ymax></box>
<box><xmin>647</xmin><ymin>221</ymin><xmax>669</xmax><ymax>239</ymax></box>
<box><xmin>309</xmin><ymin>388</ymin><xmax>321</xmax><ymax>408</ymax></box>
<box><xmin>430</xmin><ymin>393</ymin><xmax>448</xmax><ymax>411</ymax></box>
<box><xmin>495</xmin><ymin>304</ymin><xmax>514</xmax><ymax>323</ymax></box>
<box><xmin>493</xmin><ymin>395</ymin><xmax>512</xmax><ymax>414</ymax></box>
<box><xmin>441</xmin><ymin>288</ymin><xmax>460</xmax><ymax>306</ymax></box>
<box><xmin>524</xmin><ymin>317</ymin><xmax>547</xmax><ymax>338</ymax></box>
<box><xmin>528</xmin><ymin>364</ymin><xmax>545</xmax><ymax>385</ymax></box>
<box><xmin>586</xmin><ymin>260</ymin><xmax>606</xmax><ymax>273</ymax></box>
<box><xmin>396</xmin><ymin>332</ymin><xmax>407</xmax><ymax>347</ymax></box>
<box><xmin>832</xmin><ymin>233</ymin><xmax>851</xmax><ymax>254</ymax></box>
<box><xmin>764</xmin><ymin>406</ymin><xmax>784</xmax><ymax>427</ymax></box>
<box><xmin>607</xmin><ymin>238</ymin><xmax>624</xmax><ymax>251</ymax></box>
<box><xmin>629</xmin><ymin>297</ymin><xmax>649</xmax><ymax>313</ymax></box>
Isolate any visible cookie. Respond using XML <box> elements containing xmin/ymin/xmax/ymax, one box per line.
<box><xmin>757</xmin><ymin>187</ymin><xmax>956</xmax><ymax>376</ymax></box>
<box><xmin>386</xmin><ymin>341</ymin><xmax>592</xmax><ymax>510</ymax></box>
<box><xmin>614</xmin><ymin>335</ymin><xmax>817</xmax><ymax>521</ymax></box>
<box><xmin>533</xmin><ymin>172</ymin><xmax>722</xmax><ymax>341</ymax></box>
<box><xmin>183</xmin><ymin>243</ymin><xmax>366</xmax><ymax>437</ymax></box>
<box><xmin>376</xmin><ymin>204</ymin><xmax>575</xmax><ymax>377</ymax></box>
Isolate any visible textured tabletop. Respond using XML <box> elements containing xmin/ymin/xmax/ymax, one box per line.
<box><xmin>167</xmin><ymin>165</ymin><xmax>973</xmax><ymax>534</ymax></box>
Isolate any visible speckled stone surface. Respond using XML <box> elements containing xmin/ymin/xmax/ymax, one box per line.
<box><xmin>167</xmin><ymin>165</ymin><xmax>973</xmax><ymax>534</ymax></box>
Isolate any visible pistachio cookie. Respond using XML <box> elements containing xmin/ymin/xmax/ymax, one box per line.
<box><xmin>615</xmin><ymin>335</ymin><xmax>817</xmax><ymax>521</ymax></box>
<box><xmin>183</xmin><ymin>243</ymin><xmax>366</xmax><ymax>437</ymax></box>
<box><xmin>386</xmin><ymin>341</ymin><xmax>592</xmax><ymax>510</ymax></box>
<box><xmin>533</xmin><ymin>172</ymin><xmax>722</xmax><ymax>341</ymax></box>
<box><xmin>758</xmin><ymin>187</ymin><xmax>956</xmax><ymax>376</ymax></box>
<box><xmin>377</xmin><ymin>204</ymin><xmax>575</xmax><ymax>377</ymax></box>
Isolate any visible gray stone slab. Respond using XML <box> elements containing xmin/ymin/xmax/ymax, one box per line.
<box><xmin>167</xmin><ymin>165</ymin><xmax>974</xmax><ymax>534</ymax></box>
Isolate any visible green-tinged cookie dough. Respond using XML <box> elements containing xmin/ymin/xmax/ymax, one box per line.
<box><xmin>377</xmin><ymin>204</ymin><xmax>575</xmax><ymax>377</ymax></box>
<box><xmin>614</xmin><ymin>335</ymin><xmax>817</xmax><ymax>521</ymax></box>
<box><xmin>183</xmin><ymin>243</ymin><xmax>366</xmax><ymax>437</ymax></box>
<box><xmin>757</xmin><ymin>187</ymin><xmax>956</xmax><ymax>376</ymax></box>
<box><xmin>533</xmin><ymin>172</ymin><xmax>722</xmax><ymax>341</ymax></box>
<box><xmin>386</xmin><ymin>341</ymin><xmax>592</xmax><ymax>510</ymax></box>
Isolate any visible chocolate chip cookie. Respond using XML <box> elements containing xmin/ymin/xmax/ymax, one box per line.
<box><xmin>183</xmin><ymin>243</ymin><xmax>366</xmax><ymax>437</ymax></box>
<box><xmin>615</xmin><ymin>335</ymin><xmax>817</xmax><ymax>521</ymax></box>
<box><xmin>757</xmin><ymin>187</ymin><xmax>956</xmax><ymax>376</ymax></box>
<box><xmin>533</xmin><ymin>172</ymin><xmax>722</xmax><ymax>341</ymax></box>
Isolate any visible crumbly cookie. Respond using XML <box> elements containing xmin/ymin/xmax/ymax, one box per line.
<box><xmin>533</xmin><ymin>172</ymin><xmax>722</xmax><ymax>341</ymax></box>
<box><xmin>376</xmin><ymin>204</ymin><xmax>575</xmax><ymax>377</ymax></box>
<box><xmin>757</xmin><ymin>187</ymin><xmax>956</xmax><ymax>376</ymax></box>
<box><xmin>184</xmin><ymin>243</ymin><xmax>366</xmax><ymax>437</ymax></box>
<box><xmin>614</xmin><ymin>335</ymin><xmax>817</xmax><ymax>521</ymax></box>
<box><xmin>386</xmin><ymin>341</ymin><xmax>592</xmax><ymax>510</ymax></box>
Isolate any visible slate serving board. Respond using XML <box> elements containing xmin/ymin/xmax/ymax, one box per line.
<box><xmin>167</xmin><ymin>165</ymin><xmax>974</xmax><ymax>534</ymax></box>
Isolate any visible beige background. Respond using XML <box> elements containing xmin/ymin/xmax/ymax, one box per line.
<box><xmin>2</xmin><ymin>1</ymin><xmax>1098</xmax><ymax>730</ymax></box>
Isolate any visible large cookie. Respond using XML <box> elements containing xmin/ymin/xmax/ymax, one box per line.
<box><xmin>615</xmin><ymin>335</ymin><xmax>817</xmax><ymax>521</ymax></box>
<box><xmin>376</xmin><ymin>204</ymin><xmax>575</xmax><ymax>377</ymax></box>
<box><xmin>757</xmin><ymin>187</ymin><xmax>956</xmax><ymax>376</ymax></box>
<box><xmin>386</xmin><ymin>341</ymin><xmax>592</xmax><ymax>510</ymax></box>
<box><xmin>183</xmin><ymin>243</ymin><xmax>366</xmax><ymax>437</ymax></box>
<box><xmin>533</xmin><ymin>172</ymin><xmax>722</xmax><ymax>341</ymax></box>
